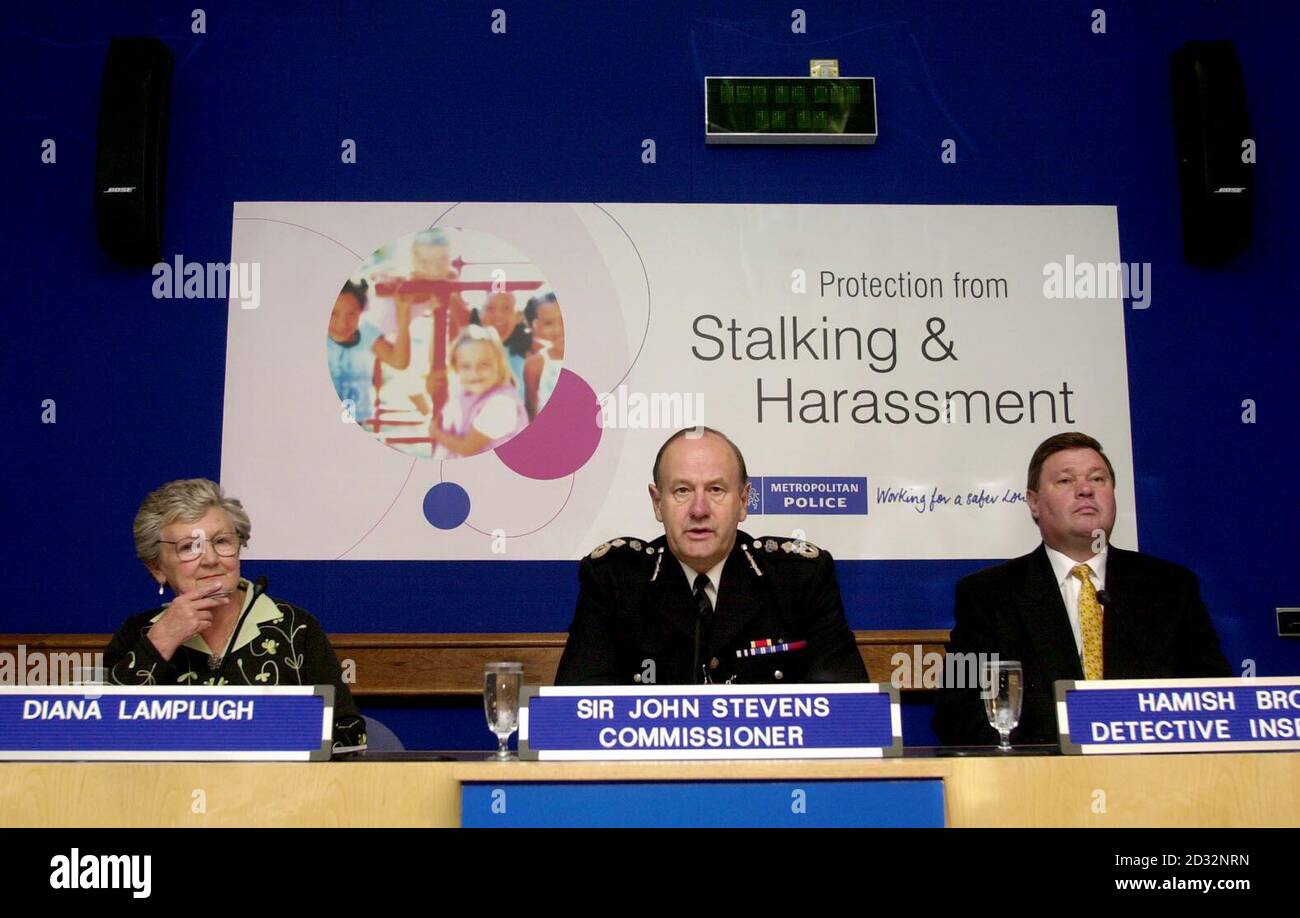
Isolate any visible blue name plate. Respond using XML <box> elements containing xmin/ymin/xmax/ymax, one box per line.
<box><xmin>0</xmin><ymin>685</ymin><xmax>335</xmax><ymax>761</ymax></box>
<box><xmin>1056</xmin><ymin>676</ymin><xmax>1300</xmax><ymax>754</ymax></box>
<box><xmin>519</xmin><ymin>683</ymin><xmax>900</xmax><ymax>760</ymax></box>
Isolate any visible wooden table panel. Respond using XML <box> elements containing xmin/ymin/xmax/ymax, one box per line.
<box><xmin>3</xmin><ymin>752</ymin><xmax>1296</xmax><ymax>827</ymax></box>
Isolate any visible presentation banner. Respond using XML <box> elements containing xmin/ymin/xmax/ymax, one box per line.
<box><xmin>222</xmin><ymin>202</ymin><xmax>1135</xmax><ymax>560</ymax></box>
<box><xmin>518</xmin><ymin>683</ymin><xmax>901</xmax><ymax>760</ymax></box>
<box><xmin>1056</xmin><ymin>677</ymin><xmax>1300</xmax><ymax>754</ymax></box>
<box><xmin>0</xmin><ymin>686</ymin><xmax>335</xmax><ymax>761</ymax></box>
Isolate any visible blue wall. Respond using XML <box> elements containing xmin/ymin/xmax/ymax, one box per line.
<box><xmin>5</xmin><ymin>1</ymin><xmax>1298</xmax><ymax>747</ymax></box>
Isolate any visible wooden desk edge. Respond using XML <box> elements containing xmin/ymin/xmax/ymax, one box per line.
<box><xmin>3</xmin><ymin>752</ymin><xmax>1299</xmax><ymax>828</ymax></box>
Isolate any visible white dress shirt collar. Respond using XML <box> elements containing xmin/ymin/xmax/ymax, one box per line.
<box><xmin>1043</xmin><ymin>543</ymin><xmax>1108</xmax><ymax>658</ymax></box>
<box><xmin>1044</xmin><ymin>543</ymin><xmax>1108</xmax><ymax>588</ymax></box>
<box><xmin>678</xmin><ymin>557</ymin><xmax>726</xmax><ymax>609</ymax></box>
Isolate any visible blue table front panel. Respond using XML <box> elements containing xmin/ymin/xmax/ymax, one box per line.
<box><xmin>462</xmin><ymin>779</ymin><xmax>945</xmax><ymax>827</ymax></box>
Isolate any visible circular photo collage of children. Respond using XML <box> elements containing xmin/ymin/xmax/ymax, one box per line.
<box><xmin>326</xmin><ymin>228</ymin><xmax>565</xmax><ymax>459</ymax></box>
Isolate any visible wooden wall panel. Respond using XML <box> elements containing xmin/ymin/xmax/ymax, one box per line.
<box><xmin>0</xmin><ymin>630</ymin><xmax>949</xmax><ymax>695</ymax></box>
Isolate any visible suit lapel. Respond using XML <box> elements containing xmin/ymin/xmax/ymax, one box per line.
<box><xmin>651</xmin><ymin>548</ymin><xmax>703</xmax><ymax>641</ymax></box>
<box><xmin>1016</xmin><ymin>544</ymin><xmax>1084</xmax><ymax>681</ymax></box>
<box><xmin>1101</xmin><ymin>546</ymin><xmax>1141</xmax><ymax>675</ymax></box>
<box><xmin>707</xmin><ymin>537</ymin><xmax>767</xmax><ymax>656</ymax></box>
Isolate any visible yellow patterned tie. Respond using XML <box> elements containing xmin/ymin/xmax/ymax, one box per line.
<box><xmin>1071</xmin><ymin>564</ymin><xmax>1104</xmax><ymax>679</ymax></box>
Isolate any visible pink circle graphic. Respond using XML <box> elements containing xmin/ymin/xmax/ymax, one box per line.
<box><xmin>495</xmin><ymin>369</ymin><xmax>601</xmax><ymax>480</ymax></box>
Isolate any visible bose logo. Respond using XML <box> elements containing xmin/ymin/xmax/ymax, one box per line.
<box><xmin>1213</xmin><ymin>187</ymin><xmax>1247</xmax><ymax>193</ymax></box>
<box><xmin>102</xmin><ymin>186</ymin><xmax>137</xmax><ymax>193</ymax></box>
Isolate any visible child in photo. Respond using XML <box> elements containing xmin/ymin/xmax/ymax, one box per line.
<box><xmin>409</xmin><ymin>229</ymin><xmax>471</xmax><ymax>407</ymax></box>
<box><xmin>327</xmin><ymin>280</ymin><xmax>413</xmax><ymax>425</ymax></box>
<box><xmin>524</xmin><ymin>293</ymin><xmax>564</xmax><ymax>420</ymax></box>
<box><xmin>475</xmin><ymin>291</ymin><xmax>532</xmax><ymax>401</ymax></box>
<box><xmin>430</xmin><ymin>325</ymin><xmax>528</xmax><ymax>458</ymax></box>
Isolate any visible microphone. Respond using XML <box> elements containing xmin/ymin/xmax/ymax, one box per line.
<box><xmin>1096</xmin><ymin>589</ymin><xmax>1113</xmax><ymax>609</ymax></box>
<box><xmin>225</xmin><ymin>575</ymin><xmax>268</xmax><ymax>604</ymax></box>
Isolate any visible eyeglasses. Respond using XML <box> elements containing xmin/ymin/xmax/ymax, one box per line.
<box><xmin>158</xmin><ymin>531</ymin><xmax>241</xmax><ymax>562</ymax></box>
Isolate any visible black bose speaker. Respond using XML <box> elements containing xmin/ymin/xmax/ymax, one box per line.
<box><xmin>1171</xmin><ymin>40</ymin><xmax>1253</xmax><ymax>265</ymax></box>
<box><xmin>95</xmin><ymin>37</ymin><xmax>172</xmax><ymax>266</ymax></box>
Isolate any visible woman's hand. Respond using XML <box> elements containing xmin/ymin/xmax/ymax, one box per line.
<box><xmin>147</xmin><ymin>580</ymin><xmax>226</xmax><ymax>661</ymax></box>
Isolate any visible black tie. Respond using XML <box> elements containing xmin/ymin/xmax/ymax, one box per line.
<box><xmin>692</xmin><ymin>574</ymin><xmax>712</xmax><ymax>683</ymax></box>
<box><xmin>693</xmin><ymin>573</ymin><xmax>713</xmax><ymax>617</ymax></box>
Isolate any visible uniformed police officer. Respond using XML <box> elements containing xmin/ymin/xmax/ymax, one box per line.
<box><xmin>555</xmin><ymin>427</ymin><xmax>869</xmax><ymax>685</ymax></box>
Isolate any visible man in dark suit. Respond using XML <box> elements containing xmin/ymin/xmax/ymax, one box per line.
<box><xmin>933</xmin><ymin>432</ymin><xmax>1230</xmax><ymax>746</ymax></box>
<box><xmin>555</xmin><ymin>427</ymin><xmax>868</xmax><ymax>685</ymax></box>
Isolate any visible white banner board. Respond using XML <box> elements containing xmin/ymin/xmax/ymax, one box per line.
<box><xmin>221</xmin><ymin>202</ymin><xmax>1136</xmax><ymax>560</ymax></box>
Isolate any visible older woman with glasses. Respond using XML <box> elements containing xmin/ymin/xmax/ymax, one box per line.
<box><xmin>104</xmin><ymin>478</ymin><xmax>367</xmax><ymax>752</ymax></box>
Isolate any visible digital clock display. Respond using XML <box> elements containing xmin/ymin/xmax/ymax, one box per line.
<box><xmin>705</xmin><ymin>76</ymin><xmax>877</xmax><ymax>144</ymax></box>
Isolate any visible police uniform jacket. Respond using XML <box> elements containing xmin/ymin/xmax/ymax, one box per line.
<box><xmin>555</xmin><ymin>531</ymin><xmax>869</xmax><ymax>685</ymax></box>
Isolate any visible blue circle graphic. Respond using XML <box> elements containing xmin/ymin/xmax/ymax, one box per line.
<box><xmin>423</xmin><ymin>482</ymin><xmax>471</xmax><ymax>530</ymax></box>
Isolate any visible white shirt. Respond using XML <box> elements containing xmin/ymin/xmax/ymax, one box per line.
<box><xmin>1043</xmin><ymin>543</ymin><xmax>1108</xmax><ymax>658</ymax></box>
<box><xmin>678</xmin><ymin>558</ymin><xmax>726</xmax><ymax>610</ymax></box>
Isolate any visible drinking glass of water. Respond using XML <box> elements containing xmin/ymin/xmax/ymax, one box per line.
<box><xmin>982</xmin><ymin>659</ymin><xmax>1023</xmax><ymax>752</ymax></box>
<box><xmin>484</xmin><ymin>662</ymin><xmax>524</xmax><ymax>760</ymax></box>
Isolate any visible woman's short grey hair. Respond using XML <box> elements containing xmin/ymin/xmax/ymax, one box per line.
<box><xmin>133</xmin><ymin>479</ymin><xmax>252</xmax><ymax>563</ymax></box>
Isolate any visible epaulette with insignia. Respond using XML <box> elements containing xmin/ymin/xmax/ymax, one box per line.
<box><xmin>587</xmin><ymin>537</ymin><xmax>652</xmax><ymax>560</ymax></box>
<box><xmin>749</xmin><ymin>536</ymin><xmax>821</xmax><ymax>560</ymax></box>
